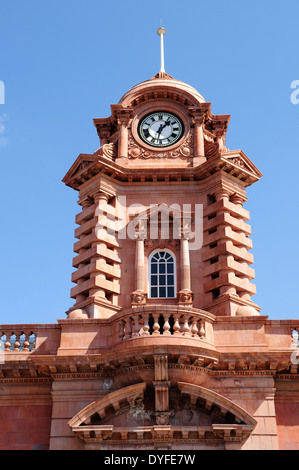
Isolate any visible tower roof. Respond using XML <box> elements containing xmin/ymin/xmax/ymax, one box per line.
<box><xmin>118</xmin><ymin>75</ymin><xmax>206</xmax><ymax>108</ymax></box>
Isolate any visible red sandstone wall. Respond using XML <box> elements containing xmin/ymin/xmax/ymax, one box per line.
<box><xmin>275</xmin><ymin>402</ymin><xmax>299</xmax><ymax>450</ymax></box>
<box><xmin>0</xmin><ymin>405</ymin><xmax>52</xmax><ymax>450</ymax></box>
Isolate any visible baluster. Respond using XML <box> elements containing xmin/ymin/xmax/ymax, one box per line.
<box><xmin>19</xmin><ymin>332</ymin><xmax>26</xmax><ymax>351</ymax></box>
<box><xmin>5</xmin><ymin>332</ymin><xmax>13</xmax><ymax>351</ymax></box>
<box><xmin>190</xmin><ymin>318</ymin><xmax>199</xmax><ymax>338</ymax></box>
<box><xmin>13</xmin><ymin>332</ymin><xmax>21</xmax><ymax>351</ymax></box>
<box><xmin>152</xmin><ymin>313</ymin><xmax>160</xmax><ymax>335</ymax></box>
<box><xmin>199</xmin><ymin>321</ymin><xmax>205</xmax><ymax>339</ymax></box>
<box><xmin>182</xmin><ymin>315</ymin><xmax>191</xmax><ymax>336</ymax></box>
<box><xmin>118</xmin><ymin>321</ymin><xmax>125</xmax><ymax>341</ymax></box>
<box><xmin>124</xmin><ymin>318</ymin><xmax>132</xmax><ymax>340</ymax></box>
<box><xmin>179</xmin><ymin>317</ymin><xmax>185</xmax><ymax>334</ymax></box>
<box><xmin>162</xmin><ymin>313</ymin><xmax>171</xmax><ymax>336</ymax></box>
<box><xmin>0</xmin><ymin>333</ymin><xmax>5</xmax><ymax>350</ymax></box>
<box><xmin>173</xmin><ymin>314</ymin><xmax>181</xmax><ymax>335</ymax></box>
<box><xmin>2</xmin><ymin>333</ymin><xmax>9</xmax><ymax>351</ymax></box>
<box><xmin>142</xmin><ymin>314</ymin><xmax>150</xmax><ymax>336</ymax></box>
<box><xmin>131</xmin><ymin>315</ymin><xmax>140</xmax><ymax>337</ymax></box>
<box><xmin>28</xmin><ymin>333</ymin><xmax>36</xmax><ymax>351</ymax></box>
<box><xmin>22</xmin><ymin>336</ymin><xmax>30</xmax><ymax>352</ymax></box>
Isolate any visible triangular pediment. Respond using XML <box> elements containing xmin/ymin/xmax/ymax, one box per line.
<box><xmin>221</xmin><ymin>150</ymin><xmax>262</xmax><ymax>179</ymax></box>
<box><xmin>127</xmin><ymin>203</ymin><xmax>191</xmax><ymax>222</ymax></box>
<box><xmin>62</xmin><ymin>154</ymin><xmax>97</xmax><ymax>185</ymax></box>
<box><xmin>62</xmin><ymin>143</ymin><xmax>118</xmax><ymax>188</ymax></box>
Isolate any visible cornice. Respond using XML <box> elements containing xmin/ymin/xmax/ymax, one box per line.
<box><xmin>62</xmin><ymin>147</ymin><xmax>262</xmax><ymax>191</ymax></box>
<box><xmin>1</xmin><ymin>347</ymin><xmax>296</xmax><ymax>380</ymax></box>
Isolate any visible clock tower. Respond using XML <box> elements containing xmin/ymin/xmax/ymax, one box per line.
<box><xmin>63</xmin><ymin>29</ymin><xmax>262</xmax><ymax>322</ymax></box>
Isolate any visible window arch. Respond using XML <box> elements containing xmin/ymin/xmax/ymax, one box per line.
<box><xmin>148</xmin><ymin>249</ymin><xmax>176</xmax><ymax>298</ymax></box>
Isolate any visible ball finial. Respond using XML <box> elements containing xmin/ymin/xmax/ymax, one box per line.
<box><xmin>157</xmin><ymin>27</ymin><xmax>166</xmax><ymax>36</ymax></box>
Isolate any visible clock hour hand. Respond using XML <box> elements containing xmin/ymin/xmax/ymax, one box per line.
<box><xmin>157</xmin><ymin>118</ymin><xmax>171</xmax><ymax>138</ymax></box>
<box><xmin>156</xmin><ymin>123</ymin><xmax>165</xmax><ymax>138</ymax></box>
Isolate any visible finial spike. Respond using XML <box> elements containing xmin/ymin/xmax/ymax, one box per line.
<box><xmin>157</xmin><ymin>26</ymin><xmax>166</xmax><ymax>74</ymax></box>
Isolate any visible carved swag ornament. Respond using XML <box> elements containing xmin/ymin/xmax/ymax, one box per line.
<box><xmin>128</xmin><ymin>129</ymin><xmax>194</xmax><ymax>160</ymax></box>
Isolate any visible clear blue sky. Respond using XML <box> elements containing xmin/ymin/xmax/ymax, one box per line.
<box><xmin>0</xmin><ymin>0</ymin><xmax>298</xmax><ymax>324</ymax></box>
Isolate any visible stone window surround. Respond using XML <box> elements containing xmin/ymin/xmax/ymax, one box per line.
<box><xmin>148</xmin><ymin>248</ymin><xmax>177</xmax><ymax>299</ymax></box>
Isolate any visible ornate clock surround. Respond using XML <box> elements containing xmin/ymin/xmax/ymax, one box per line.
<box><xmin>130</xmin><ymin>100</ymin><xmax>190</xmax><ymax>153</ymax></box>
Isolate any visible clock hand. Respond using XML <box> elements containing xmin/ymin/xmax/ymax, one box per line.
<box><xmin>156</xmin><ymin>123</ymin><xmax>165</xmax><ymax>138</ymax></box>
<box><xmin>157</xmin><ymin>119</ymin><xmax>171</xmax><ymax>137</ymax></box>
<box><xmin>161</xmin><ymin>118</ymin><xmax>172</xmax><ymax>131</ymax></box>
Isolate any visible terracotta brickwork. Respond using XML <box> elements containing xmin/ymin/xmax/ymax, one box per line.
<box><xmin>0</xmin><ymin>73</ymin><xmax>298</xmax><ymax>450</ymax></box>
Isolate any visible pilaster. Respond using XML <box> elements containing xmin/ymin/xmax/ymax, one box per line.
<box><xmin>153</xmin><ymin>355</ymin><xmax>172</xmax><ymax>425</ymax></box>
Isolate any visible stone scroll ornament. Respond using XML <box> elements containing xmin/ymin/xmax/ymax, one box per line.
<box><xmin>203</xmin><ymin>131</ymin><xmax>220</xmax><ymax>159</ymax></box>
<box><xmin>128</xmin><ymin>130</ymin><xmax>194</xmax><ymax>159</ymax></box>
<box><xmin>94</xmin><ymin>142</ymin><xmax>116</xmax><ymax>160</ymax></box>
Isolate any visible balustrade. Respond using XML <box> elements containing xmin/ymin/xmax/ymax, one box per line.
<box><xmin>0</xmin><ymin>330</ymin><xmax>36</xmax><ymax>352</ymax></box>
<box><xmin>118</xmin><ymin>312</ymin><xmax>205</xmax><ymax>342</ymax></box>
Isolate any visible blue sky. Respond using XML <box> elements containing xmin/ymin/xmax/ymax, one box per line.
<box><xmin>0</xmin><ymin>0</ymin><xmax>298</xmax><ymax>324</ymax></box>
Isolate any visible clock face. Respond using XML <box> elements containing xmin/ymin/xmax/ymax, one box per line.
<box><xmin>138</xmin><ymin>112</ymin><xmax>184</xmax><ymax>148</ymax></box>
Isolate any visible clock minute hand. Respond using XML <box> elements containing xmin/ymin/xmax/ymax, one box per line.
<box><xmin>162</xmin><ymin>118</ymin><xmax>171</xmax><ymax>128</ymax></box>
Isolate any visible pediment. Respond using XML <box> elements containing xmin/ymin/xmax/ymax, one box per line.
<box><xmin>68</xmin><ymin>382</ymin><xmax>257</xmax><ymax>447</ymax></box>
<box><xmin>221</xmin><ymin>150</ymin><xmax>263</xmax><ymax>179</ymax></box>
<box><xmin>62</xmin><ymin>144</ymin><xmax>117</xmax><ymax>187</ymax></box>
<box><xmin>62</xmin><ymin>154</ymin><xmax>97</xmax><ymax>185</ymax></box>
<box><xmin>126</xmin><ymin>202</ymin><xmax>193</xmax><ymax>242</ymax></box>
<box><xmin>127</xmin><ymin>203</ymin><xmax>191</xmax><ymax>222</ymax></box>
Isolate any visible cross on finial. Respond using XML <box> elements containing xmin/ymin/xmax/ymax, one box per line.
<box><xmin>157</xmin><ymin>26</ymin><xmax>167</xmax><ymax>74</ymax></box>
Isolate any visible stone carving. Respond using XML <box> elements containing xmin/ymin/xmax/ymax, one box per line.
<box><xmin>178</xmin><ymin>290</ymin><xmax>194</xmax><ymax>305</ymax></box>
<box><xmin>144</xmin><ymin>238</ymin><xmax>180</xmax><ymax>252</ymax></box>
<box><xmin>131</xmin><ymin>291</ymin><xmax>147</xmax><ymax>305</ymax></box>
<box><xmin>128</xmin><ymin>130</ymin><xmax>193</xmax><ymax>160</ymax></box>
<box><xmin>94</xmin><ymin>142</ymin><xmax>116</xmax><ymax>160</ymax></box>
<box><xmin>70</xmin><ymin>159</ymin><xmax>95</xmax><ymax>178</ymax></box>
<box><xmin>103</xmin><ymin>379</ymin><xmax>113</xmax><ymax>390</ymax></box>
<box><xmin>203</xmin><ymin>129</ymin><xmax>216</xmax><ymax>142</ymax></box>
<box><xmin>128</xmin><ymin>394</ymin><xmax>152</xmax><ymax>421</ymax></box>
<box><xmin>222</xmin><ymin>154</ymin><xmax>261</xmax><ymax>178</ymax></box>
<box><xmin>204</xmin><ymin>139</ymin><xmax>219</xmax><ymax>159</ymax></box>
<box><xmin>154</xmin><ymin>411</ymin><xmax>174</xmax><ymax>425</ymax></box>
<box><xmin>230</xmin><ymin>157</ymin><xmax>246</xmax><ymax>168</ymax></box>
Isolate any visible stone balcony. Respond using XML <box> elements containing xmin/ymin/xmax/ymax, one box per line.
<box><xmin>0</xmin><ymin>315</ymin><xmax>298</xmax><ymax>380</ymax></box>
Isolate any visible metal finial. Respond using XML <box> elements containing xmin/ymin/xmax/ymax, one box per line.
<box><xmin>157</xmin><ymin>26</ymin><xmax>166</xmax><ymax>74</ymax></box>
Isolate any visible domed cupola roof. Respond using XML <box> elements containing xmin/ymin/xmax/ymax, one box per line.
<box><xmin>118</xmin><ymin>74</ymin><xmax>206</xmax><ymax>108</ymax></box>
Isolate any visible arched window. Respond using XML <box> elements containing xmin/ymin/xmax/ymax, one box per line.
<box><xmin>148</xmin><ymin>250</ymin><xmax>176</xmax><ymax>298</ymax></box>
